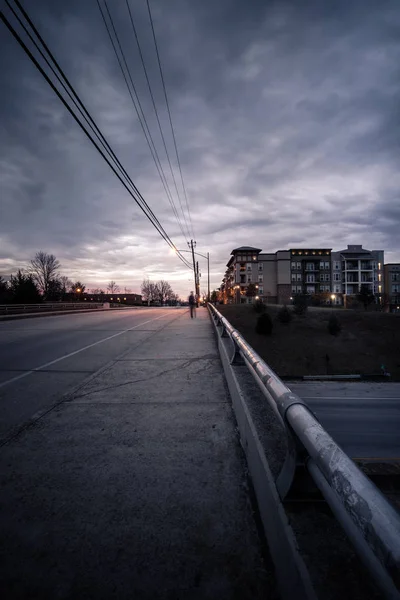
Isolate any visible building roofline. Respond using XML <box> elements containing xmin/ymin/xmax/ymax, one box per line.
<box><xmin>230</xmin><ymin>246</ymin><xmax>262</xmax><ymax>255</ymax></box>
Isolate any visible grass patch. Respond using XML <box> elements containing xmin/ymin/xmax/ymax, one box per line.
<box><xmin>218</xmin><ymin>304</ymin><xmax>400</xmax><ymax>379</ymax></box>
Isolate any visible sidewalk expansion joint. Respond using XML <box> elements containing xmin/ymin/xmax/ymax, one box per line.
<box><xmin>72</xmin><ymin>359</ymin><xmax>216</xmax><ymax>400</ymax></box>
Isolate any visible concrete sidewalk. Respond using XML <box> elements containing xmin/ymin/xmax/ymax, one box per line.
<box><xmin>0</xmin><ymin>308</ymin><xmax>277</xmax><ymax>599</ymax></box>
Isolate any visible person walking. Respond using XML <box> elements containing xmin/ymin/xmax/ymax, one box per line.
<box><xmin>188</xmin><ymin>291</ymin><xmax>196</xmax><ymax>319</ymax></box>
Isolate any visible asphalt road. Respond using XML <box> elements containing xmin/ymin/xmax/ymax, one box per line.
<box><xmin>288</xmin><ymin>381</ymin><xmax>400</xmax><ymax>460</ymax></box>
<box><xmin>0</xmin><ymin>308</ymin><xmax>184</xmax><ymax>444</ymax></box>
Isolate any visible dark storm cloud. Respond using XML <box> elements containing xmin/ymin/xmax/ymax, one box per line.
<box><xmin>1</xmin><ymin>0</ymin><xmax>399</xmax><ymax>295</ymax></box>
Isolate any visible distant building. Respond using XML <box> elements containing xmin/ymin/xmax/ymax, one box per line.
<box><xmin>384</xmin><ymin>264</ymin><xmax>400</xmax><ymax>312</ymax></box>
<box><xmin>289</xmin><ymin>248</ymin><xmax>332</xmax><ymax>298</ymax></box>
<box><xmin>81</xmin><ymin>292</ymin><xmax>142</xmax><ymax>305</ymax></box>
<box><xmin>222</xmin><ymin>244</ymin><xmax>385</xmax><ymax>306</ymax></box>
<box><xmin>223</xmin><ymin>246</ymin><xmax>291</xmax><ymax>305</ymax></box>
<box><xmin>331</xmin><ymin>245</ymin><xmax>384</xmax><ymax>305</ymax></box>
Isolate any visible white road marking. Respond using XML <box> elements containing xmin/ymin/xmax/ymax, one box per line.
<box><xmin>299</xmin><ymin>396</ymin><xmax>400</xmax><ymax>401</ymax></box>
<box><xmin>0</xmin><ymin>312</ymin><xmax>170</xmax><ymax>390</ymax></box>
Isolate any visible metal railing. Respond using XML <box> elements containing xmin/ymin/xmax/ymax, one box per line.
<box><xmin>208</xmin><ymin>303</ymin><xmax>400</xmax><ymax>598</ymax></box>
<box><xmin>0</xmin><ymin>303</ymin><xmax>104</xmax><ymax>315</ymax></box>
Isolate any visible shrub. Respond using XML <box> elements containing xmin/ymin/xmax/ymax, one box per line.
<box><xmin>293</xmin><ymin>294</ymin><xmax>309</xmax><ymax>316</ymax></box>
<box><xmin>255</xmin><ymin>312</ymin><xmax>273</xmax><ymax>335</ymax></box>
<box><xmin>253</xmin><ymin>300</ymin><xmax>266</xmax><ymax>314</ymax></box>
<box><xmin>278</xmin><ymin>305</ymin><xmax>292</xmax><ymax>323</ymax></box>
<box><xmin>328</xmin><ymin>314</ymin><xmax>342</xmax><ymax>336</ymax></box>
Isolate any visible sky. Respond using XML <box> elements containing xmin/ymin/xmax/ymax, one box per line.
<box><xmin>1</xmin><ymin>0</ymin><xmax>399</xmax><ymax>298</ymax></box>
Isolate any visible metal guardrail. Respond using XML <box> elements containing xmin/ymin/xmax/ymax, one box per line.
<box><xmin>208</xmin><ymin>303</ymin><xmax>400</xmax><ymax>598</ymax></box>
<box><xmin>0</xmin><ymin>303</ymin><xmax>104</xmax><ymax>315</ymax></box>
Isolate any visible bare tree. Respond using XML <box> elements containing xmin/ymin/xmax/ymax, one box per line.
<box><xmin>156</xmin><ymin>280</ymin><xmax>173</xmax><ymax>305</ymax></box>
<box><xmin>141</xmin><ymin>279</ymin><xmax>154</xmax><ymax>305</ymax></box>
<box><xmin>60</xmin><ymin>275</ymin><xmax>73</xmax><ymax>294</ymax></box>
<box><xmin>107</xmin><ymin>281</ymin><xmax>120</xmax><ymax>294</ymax></box>
<box><xmin>29</xmin><ymin>251</ymin><xmax>61</xmax><ymax>298</ymax></box>
<box><xmin>124</xmin><ymin>286</ymin><xmax>132</xmax><ymax>294</ymax></box>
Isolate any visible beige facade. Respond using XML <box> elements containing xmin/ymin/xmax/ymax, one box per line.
<box><xmin>221</xmin><ymin>244</ymin><xmax>385</xmax><ymax>306</ymax></box>
<box><xmin>222</xmin><ymin>246</ymin><xmax>291</xmax><ymax>304</ymax></box>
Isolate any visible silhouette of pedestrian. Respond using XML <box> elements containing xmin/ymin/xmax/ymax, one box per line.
<box><xmin>188</xmin><ymin>291</ymin><xmax>196</xmax><ymax>319</ymax></box>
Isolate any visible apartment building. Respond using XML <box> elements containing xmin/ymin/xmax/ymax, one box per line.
<box><xmin>221</xmin><ymin>244</ymin><xmax>385</xmax><ymax>305</ymax></box>
<box><xmin>290</xmin><ymin>248</ymin><xmax>332</xmax><ymax>297</ymax></box>
<box><xmin>384</xmin><ymin>264</ymin><xmax>400</xmax><ymax>312</ymax></box>
<box><xmin>331</xmin><ymin>245</ymin><xmax>384</xmax><ymax>303</ymax></box>
<box><xmin>222</xmin><ymin>246</ymin><xmax>291</xmax><ymax>304</ymax></box>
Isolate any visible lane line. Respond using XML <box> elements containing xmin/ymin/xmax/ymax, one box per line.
<box><xmin>0</xmin><ymin>312</ymin><xmax>171</xmax><ymax>390</ymax></box>
<box><xmin>353</xmin><ymin>457</ymin><xmax>400</xmax><ymax>461</ymax></box>
<box><xmin>299</xmin><ymin>396</ymin><xmax>400</xmax><ymax>401</ymax></box>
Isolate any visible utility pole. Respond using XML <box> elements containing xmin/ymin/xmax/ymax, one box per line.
<box><xmin>196</xmin><ymin>261</ymin><xmax>200</xmax><ymax>301</ymax></box>
<box><xmin>207</xmin><ymin>252</ymin><xmax>210</xmax><ymax>302</ymax></box>
<box><xmin>189</xmin><ymin>240</ymin><xmax>199</xmax><ymax>300</ymax></box>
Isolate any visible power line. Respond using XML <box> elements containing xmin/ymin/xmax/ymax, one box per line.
<box><xmin>4</xmin><ymin>0</ymin><xmax>180</xmax><ymax>264</ymax></box>
<box><xmin>1</xmin><ymin>1</ymin><xmax>193</xmax><ymax>271</ymax></box>
<box><xmin>146</xmin><ymin>0</ymin><xmax>195</xmax><ymax>241</ymax></box>
<box><xmin>98</xmin><ymin>0</ymin><xmax>189</xmax><ymax>243</ymax></box>
<box><xmin>125</xmin><ymin>0</ymin><xmax>191</xmax><ymax>241</ymax></box>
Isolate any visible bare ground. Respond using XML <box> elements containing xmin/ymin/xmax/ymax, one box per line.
<box><xmin>218</xmin><ymin>304</ymin><xmax>400</xmax><ymax>380</ymax></box>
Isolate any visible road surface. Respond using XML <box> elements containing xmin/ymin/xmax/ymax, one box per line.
<box><xmin>0</xmin><ymin>308</ymin><xmax>275</xmax><ymax>600</ymax></box>
<box><xmin>289</xmin><ymin>381</ymin><xmax>400</xmax><ymax>459</ymax></box>
<box><xmin>0</xmin><ymin>308</ymin><xmax>183</xmax><ymax>444</ymax></box>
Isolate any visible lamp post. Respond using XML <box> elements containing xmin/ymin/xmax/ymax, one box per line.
<box><xmin>331</xmin><ymin>294</ymin><xmax>336</xmax><ymax>311</ymax></box>
<box><xmin>174</xmin><ymin>247</ymin><xmax>210</xmax><ymax>302</ymax></box>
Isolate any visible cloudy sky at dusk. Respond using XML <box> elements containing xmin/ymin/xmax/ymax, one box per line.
<box><xmin>1</xmin><ymin>0</ymin><xmax>399</xmax><ymax>298</ymax></box>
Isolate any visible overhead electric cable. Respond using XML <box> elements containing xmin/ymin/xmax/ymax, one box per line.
<box><xmin>146</xmin><ymin>0</ymin><xmax>195</xmax><ymax>241</ymax></box>
<box><xmin>125</xmin><ymin>0</ymin><xmax>191</xmax><ymax>240</ymax></box>
<box><xmin>0</xmin><ymin>2</ymin><xmax>192</xmax><ymax>270</ymax></box>
<box><xmin>5</xmin><ymin>0</ymin><xmax>168</xmax><ymax>243</ymax></box>
<box><xmin>98</xmin><ymin>0</ymin><xmax>189</xmax><ymax>243</ymax></box>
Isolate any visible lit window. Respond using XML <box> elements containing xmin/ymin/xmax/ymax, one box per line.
<box><xmin>378</xmin><ymin>274</ymin><xmax>381</xmax><ymax>281</ymax></box>
<box><xmin>253</xmin><ymin>256</ymin><xmax>256</xmax><ymax>260</ymax></box>
<box><xmin>378</xmin><ymin>285</ymin><xmax>382</xmax><ymax>293</ymax></box>
<box><xmin>378</xmin><ymin>263</ymin><xmax>381</xmax><ymax>270</ymax></box>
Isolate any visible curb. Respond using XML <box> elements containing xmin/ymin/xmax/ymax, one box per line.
<box><xmin>208</xmin><ymin>308</ymin><xmax>317</xmax><ymax>600</ymax></box>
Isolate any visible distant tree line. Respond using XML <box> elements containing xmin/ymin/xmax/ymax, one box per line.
<box><xmin>141</xmin><ymin>279</ymin><xmax>179</xmax><ymax>306</ymax></box>
<box><xmin>0</xmin><ymin>251</ymin><xmax>134</xmax><ymax>304</ymax></box>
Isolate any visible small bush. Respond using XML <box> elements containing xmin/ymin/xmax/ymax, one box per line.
<box><xmin>255</xmin><ymin>312</ymin><xmax>273</xmax><ymax>335</ymax></box>
<box><xmin>278</xmin><ymin>305</ymin><xmax>292</xmax><ymax>323</ymax></box>
<box><xmin>293</xmin><ymin>294</ymin><xmax>309</xmax><ymax>316</ymax></box>
<box><xmin>328</xmin><ymin>314</ymin><xmax>342</xmax><ymax>336</ymax></box>
<box><xmin>253</xmin><ymin>300</ymin><xmax>266</xmax><ymax>314</ymax></box>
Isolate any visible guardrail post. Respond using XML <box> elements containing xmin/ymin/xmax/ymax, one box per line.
<box><xmin>230</xmin><ymin>337</ymin><xmax>244</xmax><ymax>365</ymax></box>
<box><xmin>220</xmin><ymin>322</ymin><xmax>228</xmax><ymax>338</ymax></box>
